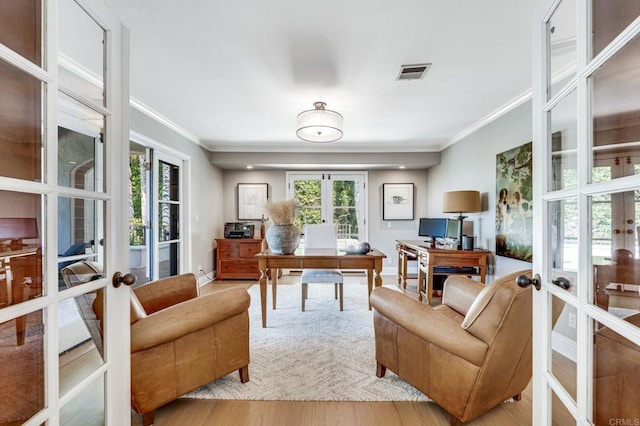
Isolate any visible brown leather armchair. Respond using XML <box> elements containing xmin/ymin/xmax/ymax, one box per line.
<box><xmin>370</xmin><ymin>270</ymin><xmax>532</xmax><ymax>425</ymax></box>
<box><xmin>93</xmin><ymin>273</ymin><xmax>250</xmax><ymax>426</ymax></box>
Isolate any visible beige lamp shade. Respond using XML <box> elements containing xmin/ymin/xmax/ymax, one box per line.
<box><xmin>443</xmin><ymin>190</ymin><xmax>481</xmax><ymax>213</ymax></box>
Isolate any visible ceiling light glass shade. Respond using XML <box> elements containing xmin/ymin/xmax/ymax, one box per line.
<box><xmin>296</xmin><ymin>101</ymin><xmax>343</xmax><ymax>143</ymax></box>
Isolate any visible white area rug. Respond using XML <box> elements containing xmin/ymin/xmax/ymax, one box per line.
<box><xmin>185</xmin><ymin>282</ymin><xmax>429</xmax><ymax>402</ymax></box>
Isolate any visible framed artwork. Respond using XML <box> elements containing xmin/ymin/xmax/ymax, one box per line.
<box><xmin>382</xmin><ymin>183</ymin><xmax>414</xmax><ymax>220</ymax></box>
<box><xmin>237</xmin><ymin>183</ymin><xmax>268</xmax><ymax>220</ymax></box>
<box><xmin>495</xmin><ymin>141</ymin><xmax>533</xmax><ymax>262</ymax></box>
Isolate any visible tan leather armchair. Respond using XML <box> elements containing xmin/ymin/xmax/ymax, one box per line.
<box><xmin>370</xmin><ymin>270</ymin><xmax>532</xmax><ymax>425</ymax></box>
<box><xmin>93</xmin><ymin>273</ymin><xmax>250</xmax><ymax>426</ymax></box>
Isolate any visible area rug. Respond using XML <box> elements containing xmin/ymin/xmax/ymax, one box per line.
<box><xmin>185</xmin><ymin>282</ymin><xmax>429</xmax><ymax>402</ymax></box>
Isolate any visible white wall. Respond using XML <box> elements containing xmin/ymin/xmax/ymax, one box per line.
<box><xmin>427</xmin><ymin>101</ymin><xmax>533</xmax><ymax>278</ymax></box>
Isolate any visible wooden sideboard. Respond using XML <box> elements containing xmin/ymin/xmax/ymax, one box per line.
<box><xmin>215</xmin><ymin>238</ymin><xmax>263</xmax><ymax>280</ymax></box>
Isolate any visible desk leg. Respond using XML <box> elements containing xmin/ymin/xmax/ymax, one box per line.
<box><xmin>418</xmin><ymin>265</ymin><xmax>424</xmax><ymax>302</ymax></box>
<box><xmin>259</xmin><ymin>260</ymin><xmax>268</xmax><ymax>328</ymax></box>
<box><xmin>367</xmin><ymin>268</ymin><xmax>373</xmax><ymax>310</ymax></box>
<box><xmin>272</xmin><ymin>268</ymin><xmax>279</xmax><ymax>309</ymax></box>
<box><xmin>401</xmin><ymin>253</ymin><xmax>408</xmax><ymax>289</ymax></box>
<box><xmin>397</xmin><ymin>250</ymin><xmax>402</xmax><ymax>285</ymax></box>
<box><xmin>426</xmin><ymin>265</ymin><xmax>434</xmax><ymax>306</ymax></box>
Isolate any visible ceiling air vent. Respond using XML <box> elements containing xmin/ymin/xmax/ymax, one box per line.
<box><xmin>396</xmin><ymin>63</ymin><xmax>431</xmax><ymax>81</ymax></box>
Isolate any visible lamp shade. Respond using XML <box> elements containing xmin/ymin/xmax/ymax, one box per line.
<box><xmin>443</xmin><ymin>190</ymin><xmax>481</xmax><ymax>213</ymax></box>
<box><xmin>296</xmin><ymin>101</ymin><xmax>343</xmax><ymax>143</ymax></box>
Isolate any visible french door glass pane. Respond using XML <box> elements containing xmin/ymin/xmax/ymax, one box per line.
<box><xmin>549</xmin><ymin>198</ymin><xmax>579</xmax><ymax>273</ymax></box>
<box><xmin>0</xmin><ymin>58</ymin><xmax>43</xmax><ymax>182</ymax></box>
<box><xmin>0</xmin><ymin>307</ymin><xmax>45</xmax><ymax>424</ymax></box>
<box><xmin>59</xmin><ymin>293</ymin><xmax>104</xmax><ymax>395</ymax></box>
<box><xmin>129</xmin><ymin>154</ymin><xmax>149</xmax><ymax>285</ymax></box>
<box><xmin>591</xmin><ymin>34</ymin><xmax>640</xmax><ymax>184</ymax></box>
<box><xmin>59</xmin><ymin>374</ymin><xmax>105</xmax><ymax>425</ymax></box>
<box><xmin>158</xmin><ymin>242</ymin><xmax>179</xmax><ymax>279</ymax></box>
<box><xmin>58</xmin><ymin>0</ymin><xmax>106</xmax><ymax>107</ymax></box>
<box><xmin>0</xmin><ymin>1</ymin><xmax>42</xmax><ymax>66</ymax></box>
<box><xmin>58</xmin><ymin>93</ymin><xmax>105</xmax><ymax>192</ymax></box>
<box><xmin>293</xmin><ymin>179</ymin><xmax>321</xmax><ymax>227</ymax></box>
<box><xmin>591</xmin><ymin>191</ymin><xmax>640</xmax><ymax>311</ymax></box>
<box><xmin>0</xmin><ymin>191</ymin><xmax>44</xmax><ymax>307</ymax></box>
<box><xmin>158</xmin><ymin>161</ymin><xmax>179</xmax><ymax>201</ymax></box>
<box><xmin>332</xmin><ymin>180</ymin><xmax>359</xmax><ymax>245</ymax></box>
<box><xmin>550</xmin><ymin>293</ymin><xmax>577</xmax><ymax>401</ymax></box>
<box><xmin>158</xmin><ymin>203</ymin><xmax>179</xmax><ymax>242</ymax></box>
<box><xmin>549</xmin><ymin>90</ymin><xmax>578</xmax><ymax>191</ymax></box>
<box><xmin>551</xmin><ymin>388</ymin><xmax>576</xmax><ymax>425</ymax></box>
<box><xmin>592</xmin><ymin>317</ymin><xmax>640</xmax><ymax>425</ymax></box>
<box><xmin>591</xmin><ymin>0</ymin><xmax>640</xmax><ymax>58</ymax></box>
<box><xmin>547</xmin><ymin>0</ymin><xmax>577</xmax><ymax>100</ymax></box>
<box><xmin>57</xmin><ymin>197</ymin><xmax>103</xmax><ymax>292</ymax></box>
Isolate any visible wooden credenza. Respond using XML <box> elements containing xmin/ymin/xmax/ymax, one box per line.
<box><xmin>215</xmin><ymin>238</ymin><xmax>262</xmax><ymax>280</ymax></box>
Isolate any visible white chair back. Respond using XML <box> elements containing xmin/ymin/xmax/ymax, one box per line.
<box><xmin>303</xmin><ymin>224</ymin><xmax>338</xmax><ymax>249</ymax></box>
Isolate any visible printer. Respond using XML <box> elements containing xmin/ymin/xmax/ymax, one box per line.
<box><xmin>224</xmin><ymin>222</ymin><xmax>255</xmax><ymax>238</ymax></box>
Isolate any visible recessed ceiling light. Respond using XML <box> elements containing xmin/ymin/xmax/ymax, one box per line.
<box><xmin>246</xmin><ymin>165</ymin><xmax>253</xmax><ymax>169</ymax></box>
<box><xmin>399</xmin><ymin>165</ymin><xmax>406</xmax><ymax>169</ymax></box>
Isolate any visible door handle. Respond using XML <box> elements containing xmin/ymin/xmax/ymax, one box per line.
<box><xmin>517</xmin><ymin>274</ymin><xmax>541</xmax><ymax>291</ymax></box>
<box><xmin>613</xmin><ymin>229</ymin><xmax>621</xmax><ymax>234</ymax></box>
<box><xmin>552</xmin><ymin>277</ymin><xmax>571</xmax><ymax>290</ymax></box>
<box><xmin>112</xmin><ymin>271</ymin><xmax>136</xmax><ymax>288</ymax></box>
<box><xmin>626</xmin><ymin>229</ymin><xmax>634</xmax><ymax>234</ymax></box>
<box><xmin>516</xmin><ymin>274</ymin><xmax>571</xmax><ymax>291</ymax></box>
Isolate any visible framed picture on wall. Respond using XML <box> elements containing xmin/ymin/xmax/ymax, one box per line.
<box><xmin>382</xmin><ymin>183</ymin><xmax>414</xmax><ymax>220</ymax></box>
<box><xmin>495</xmin><ymin>141</ymin><xmax>533</xmax><ymax>262</ymax></box>
<box><xmin>237</xmin><ymin>183</ymin><xmax>268</xmax><ymax>220</ymax></box>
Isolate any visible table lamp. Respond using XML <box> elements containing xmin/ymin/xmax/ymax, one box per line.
<box><xmin>443</xmin><ymin>190</ymin><xmax>481</xmax><ymax>250</ymax></box>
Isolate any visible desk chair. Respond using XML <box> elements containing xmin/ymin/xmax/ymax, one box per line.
<box><xmin>301</xmin><ymin>224</ymin><xmax>344</xmax><ymax>311</ymax></box>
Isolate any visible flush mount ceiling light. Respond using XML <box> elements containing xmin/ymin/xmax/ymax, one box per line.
<box><xmin>296</xmin><ymin>101</ymin><xmax>343</xmax><ymax>143</ymax></box>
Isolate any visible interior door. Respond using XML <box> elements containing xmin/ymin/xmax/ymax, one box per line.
<box><xmin>287</xmin><ymin>171</ymin><xmax>368</xmax><ymax>248</ymax></box>
<box><xmin>0</xmin><ymin>0</ymin><xmax>131</xmax><ymax>424</ymax></box>
<box><xmin>532</xmin><ymin>1</ymin><xmax>640</xmax><ymax>424</ymax></box>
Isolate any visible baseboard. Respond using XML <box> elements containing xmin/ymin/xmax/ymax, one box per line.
<box><xmin>197</xmin><ymin>271</ymin><xmax>215</xmax><ymax>287</ymax></box>
<box><xmin>551</xmin><ymin>330</ymin><xmax>576</xmax><ymax>362</ymax></box>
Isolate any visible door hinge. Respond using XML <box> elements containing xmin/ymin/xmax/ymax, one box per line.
<box><xmin>322</xmin><ymin>173</ymin><xmax>325</xmax><ymax>180</ymax></box>
<box><xmin>144</xmin><ymin>162</ymin><xmax>152</xmax><ymax>171</ymax></box>
<box><xmin>327</xmin><ymin>174</ymin><xmax>331</xmax><ymax>180</ymax></box>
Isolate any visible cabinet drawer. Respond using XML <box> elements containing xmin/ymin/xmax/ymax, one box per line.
<box><xmin>219</xmin><ymin>259</ymin><xmax>258</xmax><ymax>273</ymax></box>
<box><xmin>218</xmin><ymin>243</ymin><xmax>239</xmax><ymax>258</ymax></box>
<box><xmin>239</xmin><ymin>243</ymin><xmax>261</xmax><ymax>258</ymax></box>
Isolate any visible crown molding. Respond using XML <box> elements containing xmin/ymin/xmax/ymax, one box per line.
<box><xmin>130</xmin><ymin>98</ymin><xmax>202</xmax><ymax>146</ymax></box>
<box><xmin>439</xmin><ymin>89</ymin><xmax>533</xmax><ymax>152</ymax></box>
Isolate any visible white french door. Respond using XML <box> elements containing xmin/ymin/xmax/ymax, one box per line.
<box><xmin>152</xmin><ymin>150</ymin><xmax>185</xmax><ymax>280</ymax></box>
<box><xmin>286</xmin><ymin>171</ymin><xmax>368</xmax><ymax>247</ymax></box>
<box><xmin>532</xmin><ymin>1</ymin><xmax>640</xmax><ymax>424</ymax></box>
<box><xmin>129</xmin><ymin>136</ymin><xmax>189</xmax><ymax>284</ymax></box>
<box><xmin>0</xmin><ymin>0</ymin><xmax>130</xmax><ymax>425</ymax></box>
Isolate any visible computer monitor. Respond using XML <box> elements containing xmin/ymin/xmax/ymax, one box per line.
<box><xmin>418</xmin><ymin>218</ymin><xmax>447</xmax><ymax>239</ymax></box>
<box><xmin>445</xmin><ymin>219</ymin><xmax>461</xmax><ymax>240</ymax></box>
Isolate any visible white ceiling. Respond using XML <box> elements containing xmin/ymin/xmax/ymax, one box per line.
<box><xmin>103</xmin><ymin>0</ymin><xmax>537</xmax><ymax>153</ymax></box>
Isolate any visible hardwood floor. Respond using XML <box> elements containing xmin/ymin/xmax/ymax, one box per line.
<box><xmin>130</xmin><ymin>274</ymin><xmax>534</xmax><ymax>426</ymax></box>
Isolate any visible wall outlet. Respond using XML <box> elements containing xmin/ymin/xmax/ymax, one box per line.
<box><xmin>568</xmin><ymin>313</ymin><xmax>576</xmax><ymax>329</ymax></box>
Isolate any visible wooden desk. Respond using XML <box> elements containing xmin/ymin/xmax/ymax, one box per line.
<box><xmin>255</xmin><ymin>248</ymin><xmax>386</xmax><ymax>328</ymax></box>
<box><xmin>396</xmin><ymin>240</ymin><xmax>488</xmax><ymax>304</ymax></box>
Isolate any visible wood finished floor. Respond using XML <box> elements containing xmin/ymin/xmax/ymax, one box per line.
<box><xmin>131</xmin><ymin>275</ymin><xmax>535</xmax><ymax>426</ymax></box>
